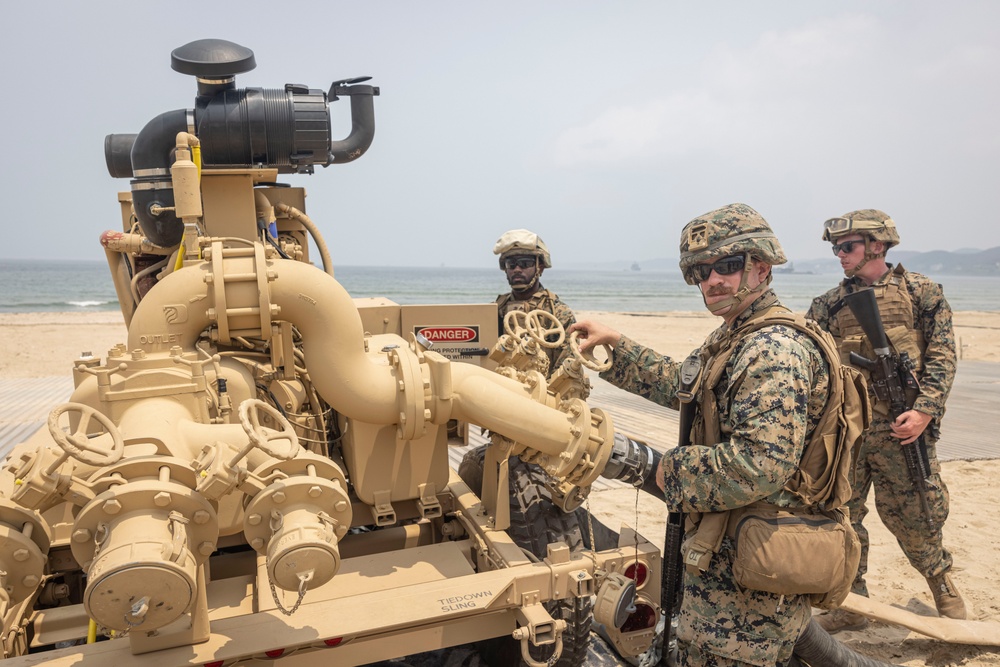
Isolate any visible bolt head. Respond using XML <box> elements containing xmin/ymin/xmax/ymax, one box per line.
<box><xmin>199</xmin><ymin>542</ymin><xmax>216</xmax><ymax>556</ymax></box>
<box><xmin>308</xmin><ymin>485</ymin><xmax>323</xmax><ymax>498</ymax></box>
<box><xmin>72</xmin><ymin>529</ymin><xmax>92</xmax><ymax>543</ymax></box>
<box><xmin>272</xmin><ymin>491</ymin><xmax>286</xmax><ymax>504</ymax></box>
<box><xmin>103</xmin><ymin>499</ymin><xmax>123</xmax><ymax>515</ymax></box>
<box><xmin>334</xmin><ymin>500</ymin><xmax>348</xmax><ymax>513</ymax></box>
<box><xmin>21</xmin><ymin>574</ymin><xmax>39</xmax><ymax>588</ymax></box>
<box><xmin>247</xmin><ymin>513</ymin><xmax>262</xmax><ymax>526</ymax></box>
<box><xmin>193</xmin><ymin>510</ymin><xmax>211</xmax><ymax>525</ymax></box>
<box><xmin>12</xmin><ymin>549</ymin><xmax>29</xmax><ymax>562</ymax></box>
<box><xmin>153</xmin><ymin>492</ymin><xmax>172</xmax><ymax>507</ymax></box>
<box><xmin>250</xmin><ymin>537</ymin><xmax>265</xmax><ymax>550</ymax></box>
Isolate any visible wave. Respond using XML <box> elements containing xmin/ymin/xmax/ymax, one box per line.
<box><xmin>67</xmin><ymin>300</ymin><xmax>111</xmax><ymax>308</ymax></box>
<box><xmin>0</xmin><ymin>299</ymin><xmax>120</xmax><ymax>313</ymax></box>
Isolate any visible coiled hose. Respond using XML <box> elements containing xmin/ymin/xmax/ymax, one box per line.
<box><xmin>790</xmin><ymin>619</ymin><xmax>899</xmax><ymax>667</ymax></box>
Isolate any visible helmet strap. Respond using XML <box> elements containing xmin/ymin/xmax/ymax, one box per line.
<box><xmin>702</xmin><ymin>253</ymin><xmax>767</xmax><ymax>316</ymax></box>
<box><xmin>509</xmin><ymin>257</ymin><xmax>541</xmax><ymax>295</ymax></box>
<box><xmin>844</xmin><ymin>237</ymin><xmax>884</xmax><ymax>278</ymax></box>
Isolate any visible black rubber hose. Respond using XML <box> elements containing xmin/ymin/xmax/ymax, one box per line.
<box><xmin>791</xmin><ymin>619</ymin><xmax>899</xmax><ymax>667</ymax></box>
<box><xmin>639</xmin><ymin>448</ymin><xmax>665</xmax><ymax>500</ymax></box>
<box><xmin>129</xmin><ymin>109</ymin><xmax>190</xmax><ymax>246</ymax></box>
<box><xmin>329</xmin><ymin>86</ymin><xmax>377</xmax><ymax>163</ymax></box>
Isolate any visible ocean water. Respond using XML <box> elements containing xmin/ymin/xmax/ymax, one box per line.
<box><xmin>3</xmin><ymin>258</ymin><xmax>1000</xmax><ymax>314</ymax></box>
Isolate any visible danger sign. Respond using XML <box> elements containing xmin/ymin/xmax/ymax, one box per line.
<box><xmin>414</xmin><ymin>326</ymin><xmax>480</xmax><ymax>343</ymax></box>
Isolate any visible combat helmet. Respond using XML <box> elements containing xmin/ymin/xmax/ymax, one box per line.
<box><xmin>679</xmin><ymin>203</ymin><xmax>787</xmax><ymax>283</ymax></box>
<box><xmin>822</xmin><ymin>209</ymin><xmax>899</xmax><ymax>277</ymax></box>
<box><xmin>822</xmin><ymin>209</ymin><xmax>900</xmax><ymax>248</ymax></box>
<box><xmin>678</xmin><ymin>203</ymin><xmax>786</xmax><ymax>316</ymax></box>
<box><xmin>493</xmin><ymin>229</ymin><xmax>553</xmax><ymax>269</ymax></box>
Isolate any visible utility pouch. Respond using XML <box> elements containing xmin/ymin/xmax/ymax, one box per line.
<box><xmin>728</xmin><ymin>505</ymin><xmax>859</xmax><ymax>608</ymax></box>
<box><xmin>681</xmin><ymin>511</ymin><xmax>728</xmax><ymax>575</ymax></box>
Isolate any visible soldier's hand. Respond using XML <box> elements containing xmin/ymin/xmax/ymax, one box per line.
<box><xmin>891</xmin><ymin>409</ymin><xmax>933</xmax><ymax>445</ymax></box>
<box><xmin>567</xmin><ymin>320</ymin><xmax>621</xmax><ymax>353</ymax></box>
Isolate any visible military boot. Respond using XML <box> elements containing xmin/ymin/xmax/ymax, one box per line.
<box><xmin>813</xmin><ymin>609</ymin><xmax>868</xmax><ymax>634</ymax></box>
<box><xmin>927</xmin><ymin>573</ymin><xmax>967</xmax><ymax>619</ymax></box>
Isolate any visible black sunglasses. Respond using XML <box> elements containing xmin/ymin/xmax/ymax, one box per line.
<box><xmin>831</xmin><ymin>240</ymin><xmax>863</xmax><ymax>256</ymax></box>
<box><xmin>685</xmin><ymin>254</ymin><xmax>747</xmax><ymax>283</ymax></box>
<box><xmin>503</xmin><ymin>257</ymin><xmax>537</xmax><ymax>270</ymax></box>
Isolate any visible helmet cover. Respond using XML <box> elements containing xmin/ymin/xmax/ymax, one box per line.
<box><xmin>493</xmin><ymin>229</ymin><xmax>553</xmax><ymax>268</ymax></box>
<box><xmin>678</xmin><ymin>203</ymin><xmax>786</xmax><ymax>285</ymax></box>
<box><xmin>822</xmin><ymin>209</ymin><xmax>900</xmax><ymax>248</ymax></box>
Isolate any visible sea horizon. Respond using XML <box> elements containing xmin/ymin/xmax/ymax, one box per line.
<box><xmin>4</xmin><ymin>258</ymin><xmax>1000</xmax><ymax>314</ymax></box>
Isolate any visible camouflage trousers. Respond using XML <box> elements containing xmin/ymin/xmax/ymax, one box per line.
<box><xmin>847</xmin><ymin>420</ymin><xmax>953</xmax><ymax>597</ymax></box>
<box><xmin>676</xmin><ymin>538</ymin><xmax>810</xmax><ymax>666</ymax></box>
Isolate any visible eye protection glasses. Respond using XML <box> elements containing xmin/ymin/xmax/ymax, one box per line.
<box><xmin>503</xmin><ymin>257</ymin><xmax>537</xmax><ymax>270</ymax></box>
<box><xmin>831</xmin><ymin>240</ymin><xmax>864</xmax><ymax>255</ymax></box>
<box><xmin>685</xmin><ymin>254</ymin><xmax>747</xmax><ymax>283</ymax></box>
<box><xmin>823</xmin><ymin>217</ymin><xmax>854</xmax><ymax>236</ymax></box>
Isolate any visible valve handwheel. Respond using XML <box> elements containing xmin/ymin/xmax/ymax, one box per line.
<box><xmin>569</xmin><ymin>330</ymin><xmax>613</xmax><ymax>372</ymax></box>
<box><xmin>503</xmin><ymin>310</ymin><xmax>531</xmax><ymax>337</ymax></box>
<box><xmin>239</xmin><ymin>399</ymin><xmax>300</xmax><ymax>460</ymax></box>
<box><xmin>47</xmin><ymin>403</ymin><xmax>125</xmax><ymax>467</ymax></box>
<box><xmin>527</xmin><ymin>310</ymin><xmax>566</xmax><ymax>349</ymax></box>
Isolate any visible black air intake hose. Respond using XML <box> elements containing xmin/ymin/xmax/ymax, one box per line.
<box><xmin>791</xmin><ymin>619</ymin><xmax>899</xmax><ymax>667</ymax></box>
<box><xmin>104</xmin><ymin>133</ymin><xmax>137</xmax><ymax>178</ymax></box>
<box><xmin>329</xmin><ymin>85</ymin><xmax>377</xmax><ymax>163</ymax></box>
<box><xmin>129</xmin><ymin>109</ymin><xmax>190</xmax><ymax>247</ymax></box>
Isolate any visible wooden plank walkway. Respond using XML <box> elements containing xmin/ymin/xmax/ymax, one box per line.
<box><xmin>0</xmin><ymin>376</ymin><xmax>73</xmax><ymax>461</ymax></box>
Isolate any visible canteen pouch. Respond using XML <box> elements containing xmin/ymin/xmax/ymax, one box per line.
<box><xmin>729</xmin><ymin>506</ymin><xmax>859</xmax><ymax>609</ymax></box>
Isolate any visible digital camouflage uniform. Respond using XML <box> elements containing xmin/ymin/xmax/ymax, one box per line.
<box><xmin>587</xmin><ymin>203</ymin><xmax>848</xmax><ymax>665</ymax></box>
<box><xmin>807</xmin><ymin>265</ymin><xmax>957</xmax><ymax>596</ymax></box>
<box><xmin>496</xmin><ymin>287</ymin><xmax>576</xmax><ymax>377</ymax></box>
<box><xmin>601</xmin><ymin>287</ymin><xmax>830</xmax><ymax>666</ymax></box>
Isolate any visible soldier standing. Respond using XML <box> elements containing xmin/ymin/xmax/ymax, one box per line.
<box><xmin>807</xmin><ymin>210</ymin><xmax>965</xmax><ymax>632</ymax></box>
<box><xmin>494</xmin><ymin>228</ymin><xmax>576</xmax><ymax>377</ymax></box>
<box><xmin>570</xmin><ymin>204</ymin><xmax>853</xmax><ymax>666</ymax></box>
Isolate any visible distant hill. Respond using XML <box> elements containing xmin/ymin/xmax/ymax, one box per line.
<box><xmin>572</xmin><ymin>247</ymin><xmax>1000</xmax><ymax>276</ymax></box>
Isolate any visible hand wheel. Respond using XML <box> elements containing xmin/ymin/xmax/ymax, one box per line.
<box><xmin>47</xmin><ymin>403</ymin><xmax>124</xmax><ymax>467</ymax></box>
<box><xmin>569</xmin><ymin>330</ymin><xmax>613</xmax><ymax>372</ymax></box>
<box><xmin>239</xmin><ymin>399</ymin><xmax>300</xmax><ymax>461</ymax></box>
<box><xmin>527</xmin><ymin>310</ymin><xmax>566</xmax><ymax>349</ymax></box>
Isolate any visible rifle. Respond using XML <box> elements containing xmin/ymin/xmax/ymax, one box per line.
<box><xmin>659</xmin><ymin>352</ymin><xmax>702</xmax><ymax>665</ymax></box>
<box><xmin>843</xmin><ymin>288</ymin><xmax>935</xmax><ymax>526</ymax></box>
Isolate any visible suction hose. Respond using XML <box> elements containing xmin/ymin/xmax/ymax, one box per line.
<box><xmin>791</xmin><ymin>619</ymin><xmax>898</xmax><ymax>667</ymax></box>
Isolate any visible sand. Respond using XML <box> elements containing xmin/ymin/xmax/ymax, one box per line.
<box><xmin>2</xmin><ymin>308</ymin><xmax>999</xmax><ymax>665</ymax></box>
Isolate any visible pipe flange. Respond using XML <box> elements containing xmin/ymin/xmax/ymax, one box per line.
<box><xmin>242</xmin><ymin>474</ymin><xmax>351</xmax><ymax>552</ymax></box>
<box><xmin>387</xmin><ymin>347</ymin><xmax>427</xmax><ymax>441</ymax></box>
<box><xmin>71</xmin><ymin>480</ymin><xmax>218</xmax><ymax>568</ymax></box>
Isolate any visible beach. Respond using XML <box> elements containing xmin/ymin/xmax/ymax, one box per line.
<box><xmin>1</xmin><ymin>308</ymin><xmax>999</xmax><ymax>665</ymax></box>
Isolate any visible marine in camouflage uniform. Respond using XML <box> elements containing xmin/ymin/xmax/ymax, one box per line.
<box><xmin>572</xmin><ymin>204</ymin><xmax>833</xmax><ymax>666</ymax></box>
<box><xmin>493</xmin><ymin>229</ymin><xmax>576</xmax><ymax>377</ymax></box>
<box><xmin>807</xmin><ymin>209</ymin><xmax>965</xmax><ymax>631</ymax></box>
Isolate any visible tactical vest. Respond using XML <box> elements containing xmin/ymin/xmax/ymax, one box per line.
<box><xmin>496</xmin><ymin>289</ymin><xmax>565</xmax><ymax>375</ymax></box>
<box><xmin>682</xmin><ymin>306</ymin><xmax>869</xmax><ymax>582</ymax></box>
<box><xmin>496</xmin><ymin>290</ymin><xmax>559</xmax><ymax>318</ymax></box>
<box><xmin>829</xmin><ymin>264</ymin><xmax>925</xmax><ymax>414</ymax></box>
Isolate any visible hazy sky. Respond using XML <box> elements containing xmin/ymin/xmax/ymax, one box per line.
<box><xmin>2</xmin><ymin>1</ymin><xmax>998</xmax><ymax>268</ymax></box>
